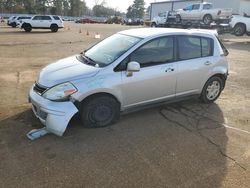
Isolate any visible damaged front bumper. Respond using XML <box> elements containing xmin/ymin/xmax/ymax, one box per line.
<box><xmin>27</xmin><ymin>87</ymin><xmax>78</xmax><ymax>140</ymax></box>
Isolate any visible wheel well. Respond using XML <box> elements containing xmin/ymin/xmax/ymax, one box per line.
<box><xmin>51</xmin><ymin>23</ymin><xmax>58</xmax><ymax>27</ymax></box>
<box><xmin>234</xmin><ymin>22</ymin><xmax>246</xmax><ymax>29</ymax></box>
<box><xmin>80</xmin><ymin>92</ymin><xmax>121</xmax><ymax>109</ymax></box>
<box><xmin>209</xmin><ymin>74</ymin><xmax>227</xmax><ymax>88</ymax></box>
<box><xmin>203</xmin><ymin>14</ymin><xmax>212</xmax><ymax>19</ymax></box>
<box><xmin>23</xmin><ymin>23</ymin><xmax>31</xmax><ymax>27</ymax></box>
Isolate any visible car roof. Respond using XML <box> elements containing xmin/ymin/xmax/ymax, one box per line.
<box><xmin>119</xmin><ymin>28</ymin><xmax>217</xmax><ymax>39</ymax></box>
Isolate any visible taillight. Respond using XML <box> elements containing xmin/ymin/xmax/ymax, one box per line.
<box><xmin>217</xmin><ymin>10</ymin><xmax>222</xmax><ymax>15</ymax></box>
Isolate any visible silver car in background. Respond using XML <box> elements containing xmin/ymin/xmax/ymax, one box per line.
<box><xmin>28</xmin><ymin>28</ymin><xmax>229</xmax><ymax>139</ymax></box>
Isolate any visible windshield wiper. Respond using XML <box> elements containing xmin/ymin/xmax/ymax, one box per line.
<box><xmin>81</xmin><ymin>54</ymin><xmax>98</xmax><ymax>66</ymax></box>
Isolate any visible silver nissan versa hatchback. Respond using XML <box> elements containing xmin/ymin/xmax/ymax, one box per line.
<box><xmin>28</xmin><ymin>28</ymin><xmax>229</xmax><ymax>139</ymax></box>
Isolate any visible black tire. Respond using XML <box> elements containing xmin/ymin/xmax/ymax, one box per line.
<box><xmin>151</xmin><ymin>22</ymin><xmax>157</xmax><ymax>27</ymax></box>
<box><xmin>176</xmin><ymin>15</ymin><xmax>181</xmax><ymax>23</ymax></box>
<box><xmin>200</xmin><ymin>76</ymin><xmax>224</xmax><ymax>104</ymax></box>
<box><xmin>233</xmin><ymin>23</ymin><xmax>246</xmax><ymax>36</ymax></box>
<box><xmin>11</xmin><ymin>22</ymin><xmax>16</xmax><ymax>28</ymax></box>
<box><xmin>80</xmin><ymin>95</ymin><xmax>120</xmax><ymax>128</ymax></box>
<box><xmin>23</xmin><ymin>24</ymin><xmax>32</xmax><ymax>32</ymax></box>
<box><xmin>203</xmin><ymin>14</ymin><xmax>213</xmax><ymax>25</ymax></box>
<box><xmin>50</xmin><ymin>24</ymin><xmax>58</xmax><ymax>32</ymax></box>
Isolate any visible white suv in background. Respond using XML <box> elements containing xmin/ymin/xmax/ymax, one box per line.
<box><xmin>230</xmin><ymin>14</ymin><xmax>250</xmax><ymax>36</ymax></box>
<box><xmin>9</xmin><ymin>16</ymin><xmax>32</xmax><ymax>27</ymax></box>
<box><xmin>20</xmin><ymin>15</ymin><xmax>64</xmax><ymax>32</ymax></box>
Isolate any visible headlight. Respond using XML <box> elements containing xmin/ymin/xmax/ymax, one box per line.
<box><xmin>42</xmin><ymin>82</ymin><xmax>77</xmax><ymax>101</ymax></box>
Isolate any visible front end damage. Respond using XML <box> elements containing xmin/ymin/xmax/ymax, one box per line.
<box><xmin>27</xmin><ymin>87</ymin><xmax>78</xmax><ymax>140</ymax></box>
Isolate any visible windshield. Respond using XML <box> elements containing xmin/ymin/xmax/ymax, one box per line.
<box><xmin>84</xmin><ymin>34</ymin><xmax>141</xmax><ymax>67</ymax></box>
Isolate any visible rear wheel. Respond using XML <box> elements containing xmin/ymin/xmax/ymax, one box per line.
<box><xmin>50</xmin><ymin>24</ymin><xmax>58</xmax><ymax>32</ymax></box>
<box><xmin>80</xmin><ymin>95</ymin><xmax>120</xmax><ymax>128</ymax></box>
<box><xmin>23</xmin><ymin>24</ymin><xmax>32</xmax><ymax>32</ymax></box>
<box><xmin>151</xmin><ymin>22</ymin><xmax>157</xmax><ymax>27</ymax></box>
<box><xmin>200</xmin><ymin>77</ymin><xmax>224</xmax><ymax>104</ymax></box>
<box><xmin>203</xmin><ymin>14</ymin><xmax>213</xmax><ymax>25</ymax></box>
<box><xmin>234</xmin><ymin>23</ymin><xmax>246</xmax><ymax>36</ymax></box>
<box><xmin>11</xmin><ymin>22</ymin><xmax>16</xmax><ymax>28</ymax></box>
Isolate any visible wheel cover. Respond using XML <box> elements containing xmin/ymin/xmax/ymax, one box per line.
<box><xmin>206</xmin><ymin>81</ymin><xmax>221</xmax><ymax>100</ymax></box>
<box><xmin>204</xmin><ymin>16</ymin><xmax>211</xmax><ymax>24</ymax></box>
<box><xmin>235</xmin><ymin>27</ymin><xmax>243</xmax><ymax>35</ymax></box>
<box><xmin>91</xmin><ymin>105</ymin><xmax>112</xmax><ymax>123</ymax></box>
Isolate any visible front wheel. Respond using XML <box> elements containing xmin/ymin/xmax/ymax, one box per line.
<box><xmin>11</xmin><ymin>22</ymin><xmax>16</xmax><ymax>28</ymax></box>
<box><xmin>80</xmin><ymin>96</ymin><xmax>120</xmax><ymax>128</ymax></box>
<box><xmin>234</xmin><ymin>23</ymin><xmax>246</xmax><ymax>36</ymax></box>
<box><xmin>200</xmin><ymin>77</ymin><xmax>224</xmax><ymax>104</ymax></box>
<box><xmin>151</xmin><ymin>22</ymin><xmax>157</xmax><ymax>27</ymax></box>
<box><xmin>23</xmin><ymin>24</ymin><xmax>32</xmax><ymax>32</ymax></box>
<box><xmin>203</xmin><ymin>14</ymin><xmax>213</xmax><ymax>25</ymax></box>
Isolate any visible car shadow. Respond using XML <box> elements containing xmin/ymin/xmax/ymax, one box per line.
<box><xmin>0</xmin><ymin>99</ymin><xmax>229</xmax><ymax>187</ymax></box>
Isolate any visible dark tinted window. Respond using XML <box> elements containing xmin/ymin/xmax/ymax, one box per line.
<box><xmin>53</xmin><ymin>16</ymin><xmax>60</xmax><ymax>20</ymax></box>
<box><xmin>129</xmin><ymin>37</ymin><xmax>174</xmax><ymax>67</ymax></box>
<box><xmin>178</xmin><ymin>36</ymin><xmax>213</xmax><ymax>60</ymax></box>
<box><xmin>192</xmin><ymin>4</ymin><xmax>200</xmax><ymax>10</ymax></box>
<box><xmin>201</xmin><ymin>38</ymin><xmax>213</xmax><ymax>57</ymax></box>
<box><xmin>18</xmin><ymin>17</ymin><xmax>31</xmax><ymax>20</ymax></box>
<box><xmin>203</xmin><ymin>4</ymin><xmax>212</xmax><ymax>10</ymax></box>
<box><xmin>32</xmin><ymin>16</ymin><xmax>42</xmax><ymax>20</ymax></box>
<box><xmin>178</xmin><ymin>36</ymin><xmax>201</xmax><ymax>60</ymax></box>
<box><xmin>42</xmin><ymin>16</ymin><xmax>52</xmax><ymax>20</ymax></box>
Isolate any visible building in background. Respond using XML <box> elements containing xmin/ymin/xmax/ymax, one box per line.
<box><xmin>150</xmin><ymin>0</ymin><xmax>250</xmax><ymax>20</ymax></box>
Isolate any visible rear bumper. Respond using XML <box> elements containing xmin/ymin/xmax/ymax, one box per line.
<box><xmin>28</xmin><ymin>86</ymin><xmax>78</xmax><ymax>136</ymax></box>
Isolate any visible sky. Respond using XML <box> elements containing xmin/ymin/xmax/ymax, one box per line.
<box><xmin>84</xmin><ymin>0</ymin><xmax>160</xmax><ymax>13</ymax></box>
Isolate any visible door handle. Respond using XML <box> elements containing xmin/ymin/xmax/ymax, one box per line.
<box><xmin>165</xmin><ymin>68</ymin><xmax>175</xmax><ymax>72</ymax></box>
<box><xmin>204</xmin><ymin>61</ymin><xmax>212</xmax><ymax>65</ymax></box>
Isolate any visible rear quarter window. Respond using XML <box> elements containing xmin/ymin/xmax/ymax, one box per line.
<box><xmin>53</xmin><ymin>16</ymin><xmax>60</xmax><ymax>20</ymax></box>
<box><xmin>201</xmin><ymin>38</ymin><xmax>213</xmax><ymax>57</ymax></box>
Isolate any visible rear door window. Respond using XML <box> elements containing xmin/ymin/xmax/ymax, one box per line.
<box><xmin>192</xmin><ymin>4</ymin><xmax>200</xmax><ymax>10</ymax></box>
<box><xmin>177</xmin><ymin>36</ymin><xmax>214</xmax><ymax>60</ymax></box>
<box><xmin>42</xmin><ymin>16</ymin><xmax>52</xmax><ymax>20</ymax></box>
<box><xmin>177</xmin><ymin>36</ymin><xmax>201</xmax><ymax>60</ymax></box>
<box><xmin>203</xmin><ymin>4</ymin><xmax>212</xmax><ymax>10</ymax></box>
<box><xmin>33</xmin><ymin>16</ymin><xmax>41</xmax><ymax>20</ymax></box>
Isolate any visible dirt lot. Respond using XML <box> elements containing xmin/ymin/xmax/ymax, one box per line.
<box><xmin>0</xmin><ymin>22</ymin><xmax>250</xmax><ymax>188</ymax></box>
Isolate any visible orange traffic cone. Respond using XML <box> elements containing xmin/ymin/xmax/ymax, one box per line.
<box><xmin>79</xmin><ymin>29</ymin><xmax>82</xmax><ymax>33</ymax></box>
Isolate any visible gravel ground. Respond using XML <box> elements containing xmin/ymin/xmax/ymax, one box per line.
<box><xmin>0</xmin><ymin>22</ymin><xmax>250</xmax><ymax>188</ymax></box>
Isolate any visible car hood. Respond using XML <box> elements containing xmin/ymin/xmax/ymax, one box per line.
<box><xmin>37</xmin><ymin>55</ymin><xmax>100</xmax><ymax>87</ymax></box>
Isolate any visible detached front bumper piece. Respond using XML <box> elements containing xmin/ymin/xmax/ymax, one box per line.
<box><xmin>27</xmin><ymin>87</ymin><xmax>78</xmax><ymax>140</ymax></box>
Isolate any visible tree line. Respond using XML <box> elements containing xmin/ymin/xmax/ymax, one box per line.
<box><xmin>0</xmin><ymin>0</ymin><xmax>145</xmax><ymax>18</ymax></box>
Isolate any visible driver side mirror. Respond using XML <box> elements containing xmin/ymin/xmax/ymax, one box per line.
<box><xmin>126</xmin><ymin>61</ymin><xmax>140</xmax><ymax>77</ymax></box>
